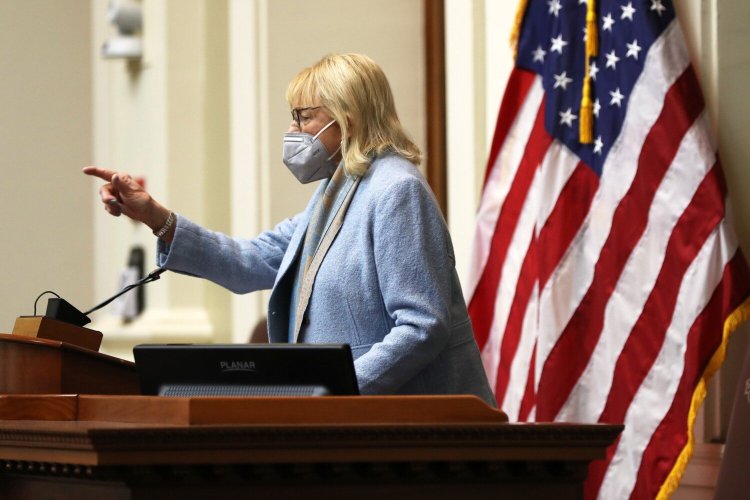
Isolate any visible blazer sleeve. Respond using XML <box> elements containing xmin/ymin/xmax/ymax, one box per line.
<box><xmin>156</xmin><ymin>213</ymin><xmax>301</xmax><ymax>294</ymax></box>
<box><xmin>354</xmin><ymin>175</ymin><xmax>457</xmax><ymax>394</ymax></box>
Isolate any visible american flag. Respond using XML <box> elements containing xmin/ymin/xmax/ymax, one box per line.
<box><xmin>465</xmin><ymin>0</ymin><xmax>750</xmax><ymax>498</ymax></box>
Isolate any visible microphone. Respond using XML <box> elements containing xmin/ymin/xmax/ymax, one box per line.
<box><xmin>83</xmin><ymin>267</ymin><xmax>168</xmax><ymax>315</ymax></box>
<box><xmin>38</xmin><ymin>268</ymin><xmax>168</xmax><ymax>327</ymax></box>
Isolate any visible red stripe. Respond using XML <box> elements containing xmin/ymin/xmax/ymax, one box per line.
<box><xmin>469</xmin><ymin>102</ymin><xmax>551</xmax><ymax>350</ymax></box>
<box><xmin>602</xmin><ymin>164</ymin><xmax>726</xmax><ymax>421</ymax></box>
<box><xmin>493</xmin><ymin>162</ymin><xmax>598</xmax><ymax>403</ymax></box>
<box><xmin>537</xmin><ymin>162</ymin><xmax>599</xmax><ymax>287</ymax></box>
<box><xmin>630</xmin><ymin>250</ymin><xmax>750</xmax><ymax>500</ymax></box>
<box><xmin>482</xmin><ymin>68</ymin><xmax>538</xmax><ymax>189</ymax></box>
<box><xmin>535</xmin><ymin>66</ymin><xmax>705</xmax><ymax>421</ymax></box>
<box><xmin>519</xmin><ymin>163</ymin><xmax>598</xmax><ymax>420</ymax></box>
<box><xmin>494</xmin><ymin>231</ymin><xmax>538</xmax><ymax>403</ymax></box>
<box><xmin>518</xmin><ymin>341</ymin><xmax>537</xmax><ymax>422</ymax></box>
<box><xmin>585</xmin><ymin>163</ymin><xmax>728</xmax><ymax>496</ymax></box>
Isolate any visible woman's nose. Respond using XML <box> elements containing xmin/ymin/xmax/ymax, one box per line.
<box><xmin>287</xmin><ymin>120</ymin><xmax>300</xmax><ymax>133</ymax></box>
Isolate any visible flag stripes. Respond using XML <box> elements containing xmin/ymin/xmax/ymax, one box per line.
<box><xmin>534</xmin><ymin>23</ymin><xmax>692</xmax><ymax>399</ymax></box>
<box><xmin>537</xmin><ymin>35</ymin><xmax>700</xmax><ymax>422</ymax></box>
<box><xmin>541</xmin><ymin>67</ymin><xmax>711</xmax><ymax>422</ymax></box>
<box><xmin>634</xmin><ymin>251</ymin><xmax>750</xmax><ymax>500</ymax></box>
<box><xmin>467</xmin><ymin>72</ymin><xmax>542</xmax><ymax>303</ymax></box>
<box><xmin>589</xmin><ymin>162</ymin><xmax>727</xmax><ymax>496</ymax></box>
<box><xmin>537</xmin><ymin>162</ymin><xmax>598</xmax><ymax>288</ymax></box>
<box><xmin>599</xmin><ymin>224</ymin><xmax>747</xmax><ymax>499</ymax></box>
<box><xmin>470</xmin><ymin>100</ymin><xmax>549</xmax><ymax>353</ymax></box>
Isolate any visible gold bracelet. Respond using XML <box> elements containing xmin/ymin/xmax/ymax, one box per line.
<box><xmin>153</xmin><ymin>211</ymin><xmax>176</xmax><ymax>238</ymax></box>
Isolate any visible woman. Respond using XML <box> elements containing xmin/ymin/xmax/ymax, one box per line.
<box><xmin>84</xmin><ymin>53</ymin><xmax>495</xmax><ymax>405</ymax></box>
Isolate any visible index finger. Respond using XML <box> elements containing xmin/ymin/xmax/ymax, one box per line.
<box><xmin>82</xmin><ymin>166</ymin><xmax>117</xmax><ymax>182</ymax></box>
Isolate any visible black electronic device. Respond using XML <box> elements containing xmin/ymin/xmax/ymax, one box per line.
<box><xmin>133</xmin><ymin>343</ymin><xmax>359</xmax><ymax>397</ymax></box>
<box><xmin>45</xmin><ymin>297</ymin><xmax>91</xmax><ymax>327</ymax></box>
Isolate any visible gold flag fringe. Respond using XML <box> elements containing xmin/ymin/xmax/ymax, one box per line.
<box><xmin>656</xmin><ymin>296</ymin><xmax>750</xmax><ymax>499</ymax></box>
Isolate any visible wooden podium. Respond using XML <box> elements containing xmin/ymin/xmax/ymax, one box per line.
<box><xmin>0</xmin><ymin>331</ymin><xmax>622</xmax><ymax>499</ymax></box>
<box><xmin>0</xmin><ymin>333</ymin><xmax>138</xmax><ymax>395</ymax></box>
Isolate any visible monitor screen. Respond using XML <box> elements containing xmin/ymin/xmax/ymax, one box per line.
<box><xmin>133</xmin><ymin>343</ymin><xmax>359</xmax><ymax>396</ymax></box>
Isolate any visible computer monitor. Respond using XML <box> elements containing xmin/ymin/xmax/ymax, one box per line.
<box><xmin>133</xmin><ymin>343</ymin><xmax>359</xmax><ymax>397</ymax></box>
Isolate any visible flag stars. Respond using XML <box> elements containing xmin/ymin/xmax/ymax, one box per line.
<box><xmin>602</xmin><ymin>13</ymin><xmax>615</xmax><ymax>31</ymax></box>
<box><xmin>553</xmin><ymin>71</ymin><xmax>573</xmax><ymax>90</ymax></box>
<box><xmin>559</xmin><ymin>108</ymin><xmax>577</xmax><ymax>127</ymax></box>
<box><xmin>605</xmin><ymin>50</ymin><xmax>620</xmax><ymax>69</ymax></box>
<box><xmin>548</xmin><ymin>0</ymin><xmax>562</xmax><ymax>17</ymax></box>
<box><xmin>593</xmin><ymin>99</ymin><xmax>601</xmax><ymax>117</ymax></box>
<box><xmin>626</xmin><ymin>40</ymin><xmax>642</xmax><ymax>59</ymax></box>
<box><xmin>590</xmin><ymin>61</ymin><xmax>599</xmax><ymax>80</ymax></box>
<box><xmin>533</xmin><ymin>45</ymin><xmax>547</xmax><ymax>63</ymax></box>
<box><xmin>621</xmin><ymin>2</ymin><xmax>636</xmax><ymax>21</ymax></box>
<box><xmin>550</xmin><ymin>34</ymin><xmax>568</xmax><ymax>54</ymax></box>
<box><xmin>594</xmin><ymin>136</ymin><xmax>604</xmax><ymax>154</ymax></box>
<box><xmin>650</xmin><ymin>0</ymin><xmax>667</xmax><ymax>16</ymax></box>
<box><xmin>610</xmin><ymin>88</ymin><xmax>625</xmax><ymax>107</ymax></box>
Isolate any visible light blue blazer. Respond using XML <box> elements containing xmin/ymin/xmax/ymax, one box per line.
<box><xmin>157</xmin><ymin>154</ymin><xmax>495</xmax><ymax>406</ymax></box>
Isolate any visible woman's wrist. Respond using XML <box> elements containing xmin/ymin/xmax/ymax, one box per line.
<box><xmin>152</xmin><ymin>211</ymin><xmax>176</xmax><ymax>238</ymax></box>
<box><xmin>146</xmin><ymin>203</ymin><xmax>177</xmax><ymax>243</ymax></box>
<box><xmin>144</xmin><ymin>202</ymin><xmax>172</xmax><ymax>233</ymax></box>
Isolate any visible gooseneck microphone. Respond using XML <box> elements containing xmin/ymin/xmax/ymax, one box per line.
<box><xmin>35</xmin><ymin>267</ymin><xmax>168</xmax><ymax>327</ymax></box>
<box><xmin>83</xmin><ymin>267</ymin><xmax>168</xmax><ymax>315</ymax></box>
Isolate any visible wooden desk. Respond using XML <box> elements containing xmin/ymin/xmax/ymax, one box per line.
<box><xmin>0</xmin><ymin>395</ymin><xmax>622</xmax><ymax>500</ymax></box>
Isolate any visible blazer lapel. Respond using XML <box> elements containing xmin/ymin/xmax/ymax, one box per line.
<box><xmin>273</xmin><ymin>185</ymin><xmax>323</xmax><ymax>288</ymax></box>
<box><xmin>292</xmin><ymin>175</ymin><xmax>361</xmax><ymax>342</ymax></box>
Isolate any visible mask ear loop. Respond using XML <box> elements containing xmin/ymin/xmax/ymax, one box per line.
<box><xmin>326</xmin><ymin>143</ymin><xmax>342</xmax><ymax>161</ymax></box>
<box><xmin>313</xmin><ymin>119</ymin><xmax>341</xmax><ymax>161</ymax></box>
<box><xmin>312</xmin><ymin>119</ymin><xmax>337</xmax><ymax>140</ymax></box>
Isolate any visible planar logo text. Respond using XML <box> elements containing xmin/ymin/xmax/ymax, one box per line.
<box><xmin>219</xmin><ymin>360</ymin><xmax>256</xmax><ymax>372</ymax></box>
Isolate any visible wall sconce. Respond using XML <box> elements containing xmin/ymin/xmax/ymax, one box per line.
<box><xmin>102</xmin><ymin>0</ymin><xmax>142</xmax><ymax>59</ymax></box>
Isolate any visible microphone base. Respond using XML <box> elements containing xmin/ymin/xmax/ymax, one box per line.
<box><xmin>46</xmin><ymin>298</ymin><xmax>91</xmax><ymax>327</ymax></box>
<box><xmin>12</xmin><ymin>316</ymin><xmax>103</xmax><ymax>352</ymax></box>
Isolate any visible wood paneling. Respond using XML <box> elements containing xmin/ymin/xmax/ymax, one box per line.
<box><xmin>0</xmin><ymin>395</ymin><xmax>622</xmax><ymax>499</ymax></box>
<box><xmin>424</xmin><ymin>0</ymin><xmax>447</xmax><ymax>218</ymax></box>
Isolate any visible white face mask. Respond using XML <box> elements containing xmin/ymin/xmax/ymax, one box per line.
<box><xmin>282</xmin><ymin>120</ymin><xmax>341</xmax><ymax>184</ymax></box>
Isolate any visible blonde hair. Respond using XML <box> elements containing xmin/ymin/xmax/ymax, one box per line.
<box><xmin>286</xmin><ymin>53</ymin><xmax>421</xmax><ymax>177</ymax></box>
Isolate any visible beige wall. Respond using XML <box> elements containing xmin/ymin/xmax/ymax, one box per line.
<box><xmin>90</xmin><ymin>0</ymin><xmax>230</xmax><ymax>357</ymax></box>
<box><xmin>717</xmin><ymin>0</ymin><xmax>750</xmax><ymax>257</ymax></box>
<box><xmin>0</xmin><ymin>0</ymin><xmax>92</xmax><ymax>333</ymax></box>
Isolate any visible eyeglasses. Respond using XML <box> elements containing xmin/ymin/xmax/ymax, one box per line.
<box><xmin>291</xmin><ymin>106</ymin><xmax>321</xmax><ymax>128</ymax></box>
